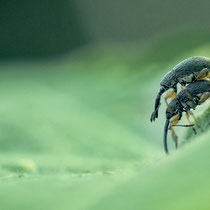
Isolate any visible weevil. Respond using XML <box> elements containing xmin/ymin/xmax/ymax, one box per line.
<box><xmin>151</xmin><ymin>56</ymin><xmax>210</xmax><ymax>122</ymax></box>
<box><xmin>164</xmin><ymin>80</ymin><xmax>210</xmax><ymax>154</ymax></box>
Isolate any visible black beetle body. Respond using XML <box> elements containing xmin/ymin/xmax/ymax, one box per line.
<box><xmin>151</xmin><ymin>56</ymin><xmax>210</xmax><ymax>122</ymax></box>
<box><xmin>164</xmin><ymin>80</ymin><xmax>210</xmax><ymax>153</ymax></box>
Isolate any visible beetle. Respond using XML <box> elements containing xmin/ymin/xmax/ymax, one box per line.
<box><xmin>164</xmin><ymin>80</ymin><xmax>210</xmax><ymax>154</ymax></box>
<box><xmin>150</xmin><ymin>56</ymin><xmax>210</xmax><ymax>122</ymax></box>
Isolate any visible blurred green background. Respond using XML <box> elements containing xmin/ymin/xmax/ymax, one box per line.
<box><xmin>0</xmin><ymin>1</ymin><xmax>210</xmax><ymax>210</ymax></box>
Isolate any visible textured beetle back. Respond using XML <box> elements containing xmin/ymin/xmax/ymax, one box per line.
<box><xmin>173</xmin><ymin>56</ymin><xmax>210</xmax><ymax>80</ymax></box>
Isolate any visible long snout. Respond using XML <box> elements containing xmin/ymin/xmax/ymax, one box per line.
<box><xmin>164</xmin><ymin>119</ymin><xmax>170</xmax><ymax>154</ymax></box>
<box><xmin>150</xmin><ymin>86</ymin><xmax>165</xmax><ymax>122</ymax></box>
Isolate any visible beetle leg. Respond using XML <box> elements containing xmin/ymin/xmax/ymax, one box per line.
<box><xmin>174</xmin><ymin>124</ymin><xmax>194</xmax><ymax>127</ymax></box>
<box><xmin>165</xmin><ymin>91</ymin><xmax>177</xmax><ymax>114</ymax></box>
<box><xmin>164</xmin><ymin>114</ymin><xmax>181</xmax><ymax>153</ymax></box>
<box><xmin>186</xmin><ymin>112</ymin><xmax>197</xmax><ymax>134</ymax></box>
<box><xmin>196</xmin><ymin>68</ymin><xmax>209</xmax><ymax>80</ymax></box>
<box><xmin>169</xmin><ymin>126</ymin><xmax>178</xmax><ymax>149</ymax></box>
<box><xmin>169</xmin><ymin>114</ymin><xmax>180</xmax><ymax>149</ymax></box>
<box><xmin>170</xmin><ymin>114</ymin><xmax>180</xmax><ymax>125</ymax></box>
<box><xmin>188</xmin><ymin>111</ymin><xmax>204</xmax><ymax>132</ymax></box>
<box><xmin>199</xmin><ymin>92</ymin><xmax>210</xmax><ymax>104</ymax></box>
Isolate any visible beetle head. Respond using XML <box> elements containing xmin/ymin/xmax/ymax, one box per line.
<box><xmin>160</xmin><ymin>71</ymin><xmax>177</xmax><ymax>88</ymax></box>
<box><xmin>166</xmin><ymin>99</ymin><xmax>182</xmax><ymax>121</ymax></box>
